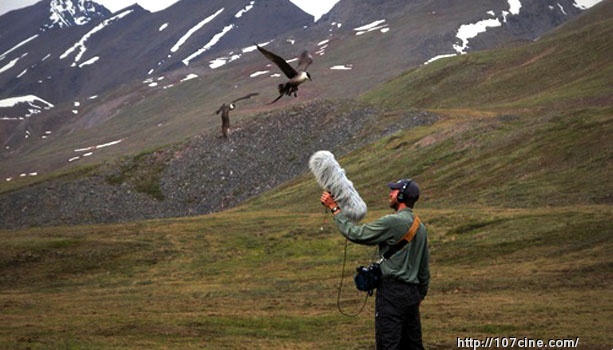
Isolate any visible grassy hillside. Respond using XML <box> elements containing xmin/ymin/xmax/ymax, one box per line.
<box><xmin>353</xmin><ymin>1</ymin><xmax>612</xmax><ymax>209</ymax></box>
<box><xmin>1</xmin><ymin>2</ymin><xmax>612</xmax><ymax>349</ymax></box>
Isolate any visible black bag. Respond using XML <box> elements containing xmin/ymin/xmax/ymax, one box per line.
<box><xmin>354</xmin><ymin>262</ymin><xmax>382</xmax><ymax>295</ymax></box>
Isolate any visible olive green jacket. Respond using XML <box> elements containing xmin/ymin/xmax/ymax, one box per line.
<box><xmin>334</xmin><ymin>208</ymin><xmax>430</xmax><ymax>297</ymax></box>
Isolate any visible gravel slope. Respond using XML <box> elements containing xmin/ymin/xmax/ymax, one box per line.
<box><xmin>0</xmin><ymin>100</ymin><xmax>439</xmax><ymax>229</ymax></box>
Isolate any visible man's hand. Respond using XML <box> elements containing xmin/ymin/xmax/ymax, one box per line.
<box><xmin>320</xmin><ymin>191</ymin><xmax>339</xmax><ymax>211</ymax></box>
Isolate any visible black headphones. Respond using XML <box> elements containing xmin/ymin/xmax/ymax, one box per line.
<box><xmin>396</xmin><ymin>179</ymin><xmax>412</xmax><ymax>203</ymax></box>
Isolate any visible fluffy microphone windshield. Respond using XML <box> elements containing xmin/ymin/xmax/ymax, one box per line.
<box><xmin>309</xmin><ymin>150</ymin><xmax>367</xmax><ymax>222</ymax></box>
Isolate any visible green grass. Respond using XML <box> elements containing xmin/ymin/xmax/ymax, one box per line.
<box><xmin>0</xmin><ymin>207</ymin><xmax>610</xmax><ymax>349</ymax></box>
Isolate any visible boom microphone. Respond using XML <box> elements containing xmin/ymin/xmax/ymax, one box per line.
<box><xmin>309</xmin><ymin>150</ymin><xmax>367</xmax><ymax>222</ymax></box>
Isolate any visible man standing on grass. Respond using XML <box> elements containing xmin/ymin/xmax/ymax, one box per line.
<box><xmin>320</xmin><ymin>178</ymin><xmax>430</xmax><ymax>350</ymax></box>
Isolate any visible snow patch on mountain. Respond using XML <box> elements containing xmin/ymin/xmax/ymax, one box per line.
<box><xmin>573</xmin><ymin>0</ymin><xmax>602</xmax><ymax>9</ymax></box>
<box><xmin>453</xmin><ymin>18</ymin><xmax>502</xmax><ymax>54</ymax></box>
<box><xmin>170</xmin><ymin>8</ymin><xmax>224</xmax><ymax>54</ymax></box>
<box><xmin>0</xmin><ymin>56</ymin><xmax>22</xmax><ymax>75</ymax></box>
<box><xmin>0</xmin><ymin>36</ymin><xmax>38</xmax><ymax>78</ymax></box>
<box><xmin>507</xmin><ymin>0</ymin><xmax>522</xmax><ymax>15</ymax></box>
<box><xmin>330</xmin><ymin>64</ymin><xmax>352</xmax><ymax>70</ymax></box>
<box><xmin>17</xmin><ymin>68</ymin><xmax>28</xmax><ymax>78</ymax></box>
<box><xmin>0</xmin><ymin>95</ymin><xmax>54</xmax><ymax>120</ymax></box>
<box><xmin>183</xmin><ymin>2</ymin><xmax>257</xmax><ymax>66</ymax></box>
<box><xmin>424</xmin><ymin>53</ymin><xmax>457</xmax><ymax>65</ymax></box>
<box><xmin>452</xmin><ymin>0</ymin><xmax>525</xmax><ymax>54</ymax></box>
<box><xmin>208</xmin><ymin>52</ymin><xmax>241</xmax><ymax>69</ymax></box>
<box><xmin>78</xmin><ymin>56</ymin><xmax>99</xmax><ymax>67</ymax></box>
<box><xmin>0</xmin><ymin>95</ymin><xmax>53</xmax><ymax>108</ymax></box>
<box><xmin>354</xmin><ymin>20</ymin><xmax>389</xmax><ymax>35</ymax></box>
<box><xmin>425</xmin><ymin>0</ymin><xmax>604</xmax><ymax>65</ymax></box>
<box><xmin>44</xmin><ymin>0</ymin><xmax>110</xmax><ymax>30</ymax></box>
<box><xmin>0</xmin><ymin>35</ymin><xmax>39</xmax><ymax>63</ymax></box>
<box><xmin>74</xmin><ymin>139</ymin><xmax>124</xmax><ymax>152</ymax></box>
<box><xmin>208</xmin><ymin>42</ymin><xmax>267</xmax><ymax>70</ymax></box>
<box><xmin>5</xmin><ymin>172</ymin><xmax>38</xmax><ymax>182</ymax></box>
<box><xmin>425</xmin><ymin>0</ymin><xmax>523</xmax><ymax>64</ymax></box>
<box><xmin>235</xmin><ymin>1</ymin><xmax>255</xmax><ymax>18</ymax></box>
<box><xmin>60</xmin><ymin>9</ymin><xmax>134</xmax><ymax>67</ymax></box>
<box><xmin>452</xmin><ymin>0</ymin><xmax>526</xmax><ymax>55</ymax></box>
<box><xmin>181</xmin><ymin>74</ymin><xmax>198</xmax><ymax>82</ymax></box>
<box><xmin>68</xmin><ymin>138</ymin><xmax>125</xmax><ymax>163</ymax></box>
<box><xmin>183</xmin><ymin>24</ymin><xmax>234</xmax><ymax>66</ymax></box>
<box><xmin>250</xmin><ymin>70</ymin><xmax>269</xmax><ymax>78</ymax></box>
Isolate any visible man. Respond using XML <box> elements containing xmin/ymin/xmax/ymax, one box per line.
<box><xmin>320</xmin><ymin>178</ymin><xmax>430</xmax><ymax>350</ymax></box>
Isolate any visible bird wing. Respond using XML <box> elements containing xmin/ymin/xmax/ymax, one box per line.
<box><xmin>296</xmin><ymin>50</ymin><xmax>313</xmax><ymax>71</ymax></box>
<box><xmin>231</xmin><ymin>93</ymin><xmax>259</xmax><ymax>104</ymax></box>
<box><xmin>256</xmin><ymin>45</ymin><xmax>298</xmax><ymax>79</ymax></box>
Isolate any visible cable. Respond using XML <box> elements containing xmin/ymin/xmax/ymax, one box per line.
<box><xmin>321</xmin><ymin>207</ymin><xmax>370</xmax><ymax>317</ymax></box>
<box><xmin>336</xmin><ymin>237</ymin><xmax>370</xmax><ymax>317</ymax></box>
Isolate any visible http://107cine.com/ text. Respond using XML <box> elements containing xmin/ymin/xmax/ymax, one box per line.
<box><xmin>456</xmin><ymin>336</ymin><xmax>580</xmax><ymax>349</ymax></box>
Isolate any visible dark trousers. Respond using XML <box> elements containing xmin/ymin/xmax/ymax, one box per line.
<box><xmin>375</xmin><ymin>278</ymin><xmax>423</xmax><ymax>350</ymax></box>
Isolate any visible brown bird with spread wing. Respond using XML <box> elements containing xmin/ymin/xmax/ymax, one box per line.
<box><xmin>255</xmin><ymin>44</ymin><xmax>313</xmax><ymax>104</ymax></box>
<box><xmin>215</xmin><ymin>93</ymin><xmax>258</xmax><ymax>138</ymax></box>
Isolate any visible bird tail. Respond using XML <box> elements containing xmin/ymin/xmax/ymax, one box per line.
<box><xmin>267</xmin><ymin>83</ymin><xmax>290</xmax><ymax>104</ymax></box>
<box><xmin>267</xmin><ymin>94</ymin><xmax>284</xmax><ymax>105</ymax></box>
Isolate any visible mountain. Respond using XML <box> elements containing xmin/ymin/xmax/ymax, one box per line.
<box><xmin>0</xmin><ymin>0</ymin><xmax>605</xmax><ymax>214</ymax></box>
<box><xmin>0</xmin><ymin>0</ymin><xmax>610</xmax><ymax>229</ymax></box>
<box><xmin>0</xmin><ymin>0</ymin><xmax>312</xmax><ymax>110</ymax></box>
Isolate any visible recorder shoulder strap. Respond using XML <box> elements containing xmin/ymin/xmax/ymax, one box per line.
<box><xmin>382</xmin><ymin>214</ymin><xmax>421</xmax><ymax>260</ymax></box>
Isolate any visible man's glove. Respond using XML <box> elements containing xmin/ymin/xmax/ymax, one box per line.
<box><xmin>320</xmin><ymin>191</ymin><xmax>340</xmax><ymax>214</ymax></box>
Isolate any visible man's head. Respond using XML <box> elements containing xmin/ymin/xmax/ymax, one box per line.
<box><xmin>387</xmin><ymin>178</ymin><xmax>420</xmax><ymax>210</ymax></box>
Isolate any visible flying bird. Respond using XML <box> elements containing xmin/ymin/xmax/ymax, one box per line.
<box><xmin>215</xmin><ymin>93</ymin><xmax>259</xmax><ymax>138</ymax></box>
<box><xmin>255</xmin><ymin>44</ymin><xmax>313</xmax><ymax>104</ymax></box>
